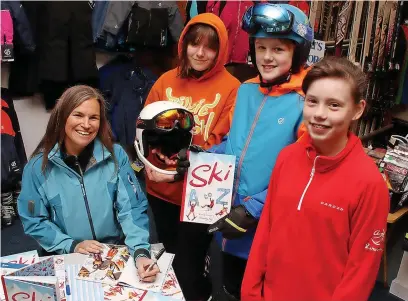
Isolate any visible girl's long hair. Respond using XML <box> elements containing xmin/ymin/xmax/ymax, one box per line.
<box><xmin>178</xmin><ymin>23</ymin><xmax>219</xmax><ymax>78</ymax></box>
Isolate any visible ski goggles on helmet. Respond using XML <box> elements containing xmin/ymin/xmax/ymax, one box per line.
<box><xmin>137</xmin><ymin>108</ymin><xmax>194</xmax><ymax>132</ymax></box>
<box><xmin>242</xmin><ymin>3</ymin><xmax>313</xmax><ymax>42</ymax></box>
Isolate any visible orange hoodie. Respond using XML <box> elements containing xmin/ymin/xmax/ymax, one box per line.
<box><xmin>144</xmin><ymin>13</ymin><xmax>240</xmax><ymax>205</ymax></box>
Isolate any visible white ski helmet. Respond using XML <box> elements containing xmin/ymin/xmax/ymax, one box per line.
<box><xmin>134</xmin><ymin>101</ymin><xmax>194</xmax><ymax>175</ymax></box>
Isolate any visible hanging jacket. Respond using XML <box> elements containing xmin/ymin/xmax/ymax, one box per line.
<box><xmin>1</xmin><ymin>88</ymin><xmax>27</xmax><ymax>165</ymax></box>
<box><xmin>185</xmin><ymin>0</ymin><xmax>208</xmax><ymax>24</ymax></box>
<box><xmin>18</xmin><ymin>140</ymin><xmax>150</xmax><ymax>258</ymax></box>
<box><xmin>127</xmin><ymin>1</ymin><xmax>184</xmax><ymax>47</ymax></box>
<box><xmin>1</xmin><ymin>99</ymin><xmax>21</xmax><ymax>192</ymax></box>
<box><xmin>144</xmin><ymin>13</ymin><xmax>240</xmax><ymax>206</ymax></box>
<box><xmin>36</xmin><ymin>2</ymin><xmax>98</xmax><ymax>82</ymax></box>
<box><xmin>1</xmin><ymin>10</ymin><xmax>13</xmax><ymax>45</ymax></box>
<box><xmin>1</xmin><ymin>1</ymin><xmax>35</xmax><ymax>52</ymax></box>
<box><xmin>206</xmin><ymin>0</ymin><xmax>253</xmax><ymax>64</ymax></box>
<box><xmin>99</xmin><ymin>62</ymin><xmax>157</xmax><ymax>148</ymax></box>
<box><xmin>242</xmin><ymin>133</ymin><xmax>389</xmax><ymax>301</ymax></box>
<box><xmin>102</xmin><ymin>1</ymin><xmax>134</xmax><ymax>37</ymax></box>
<box><xmin>210</xmin><ymin>69</ymin><xmax>308</xmax><ymax>259</ymax></box>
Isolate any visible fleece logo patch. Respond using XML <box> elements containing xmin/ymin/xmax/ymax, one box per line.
<box><xmin>320</xmin><ymin>202</ymin><xmax>344</xmax><ymax>212</ymax></box>
<box><xmin>365</xmin><ymin>229</ymin><xmax>385</xmax><ymax>252</ymax></box>
<box><xmin>127</xmin><ymin>173</ymin><xmax>139</xmax><ymax>200</ymax></box>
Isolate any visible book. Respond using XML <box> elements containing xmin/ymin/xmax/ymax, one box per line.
<box><xmin>181</xmin><ymin>152</ymin><xmax>236</xmax><ymax>224</ymax></box>
<box><xmin>76</xmin><ymin>244</ymin><xmax>174</xmax><ymax>293</ymax></box>
<box><xmin>1</xmin><ymin>250</ymin><xmax>39</xmax><ymax>266</ymax></box>
<box><xmin>1</xmin><ymin>251</ymin><xmax>40</xmax><ymax>301</ymax></box>
<box><xmin>1</xmin><ymin>255</ymin><xmax>67</xmax><ymax>301</ymax></box>
<box><xmin>67</xmin><ymin>264</ymin><xmax>185</xmax><ymax>301</ymax></box>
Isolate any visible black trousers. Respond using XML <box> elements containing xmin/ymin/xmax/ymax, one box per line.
<box><xmin>40</xmin><ymin>77</ymin><xmax>99</xmax><ymax>111</ymax></box>
<box><xmin>222</xmin><ymin>252</ymin><xmax>247</xmax><ymax>300</ymax></box>
<box><xmin>148</xmin><ymin>194</ymin><xmax>212</xmax><ymax>301</ymax></box>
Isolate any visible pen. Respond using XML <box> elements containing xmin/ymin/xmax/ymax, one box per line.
<box><xmin>65</xmin><ymin>272</ymin><xmax>71</xmax><ymax>296</ymax></box>
<box><xmin>145</xmin><ymin>248</ymin><xmax>165</xmax><ymax>272</ymax></box>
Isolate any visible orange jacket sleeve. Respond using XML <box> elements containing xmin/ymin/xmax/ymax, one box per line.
<box><xmin>241</xmin><ymin>156</ymin><xmax>283</xmax><ymax>301</ymax></box>
<box><xmin>204</xmin><ymin>87</ymin><xmax>238</xmax><ymax>149</ymax></box>
<box><xmin>330</xmin><ymin>180</ymin><xmax>389</xmax><ymax>301</ymax></box>
<box><xmin>296</xmin><ymin>122</ymin><xmax>307</xmax><ymax>142</ymax></box>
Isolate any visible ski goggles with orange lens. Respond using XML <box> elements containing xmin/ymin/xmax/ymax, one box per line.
<box><xmin>137</xmin><ymin>109</ymin><xmax>195</xmax><ymax>132</ymax></box>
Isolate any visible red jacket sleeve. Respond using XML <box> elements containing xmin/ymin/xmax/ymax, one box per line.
<box><xmin>331</xmin><ymin>179</ymin><xmax>389</xmax><ymax>301</ymax></box>
<box><xmin>241</xmin><ymin>156</ymin><xmax>283</xmax><ymax>301</ymax></box>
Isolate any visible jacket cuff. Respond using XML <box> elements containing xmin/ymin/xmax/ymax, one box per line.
<box><xmin>133</xmin><ymin>248</ymin><xmax>151</xmax><ymax>260</ymax></box>
<box><xmin>69</xmin><ymin>240</ymin><xmax>82</xmax><ymax>253</ymax></box>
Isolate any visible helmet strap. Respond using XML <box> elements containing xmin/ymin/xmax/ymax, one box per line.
<box><xmin>259</xmin><ymin>70</ymin><xmax>291</xmax><ymax>88</ymax></box>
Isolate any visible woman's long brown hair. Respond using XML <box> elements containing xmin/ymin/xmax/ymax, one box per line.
<box><xmin>32</xmin><ymin>85</ymin><xmax>116</xmax><ymax>172</ymax></box>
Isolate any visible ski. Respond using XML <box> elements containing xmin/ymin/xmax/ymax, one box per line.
<box><xmin>389</xmin><ymin>1</ymin><xmax>404</xmax><ymax>71</ymax></box>
<box><xmin>361</xmin><ymin>0</ymin><xmax>377</xmax><ymax>70</ymax></box>
<box><xmin>335</xmin><ymin>0</ymin><xmax>353</xmax><ymax>57</ymax></box>
<box><xmin>348</xmin><ymin>0</ymin><xmax>364</xmax><ymax>63</ymax></box>
<box><xmin>308</xmin><ymin>0</ymin><xmax>320</xmax><ymax>33</ymax></box>
<box><xmin>395</xmin><ymin>23</ymin><xmax>408</xmax><ymax>104</ymax></box>
<box><xmin>384</xmin><ymin>1</ymin><xmax>399</xmax><ymax>70</ymax></box>
<box><xmin>371</xmin><ymin>1</ymin><xmax>387</xmax><ymax>72</ymax></box>
<box><xmin>323</xmin><ymin>1</ymin><xmax>334</xmax><ymax>41</ymax></box>
<box><xmin>377</xmin><ymin>1</ymin><xmax>392</xmax><ymax>71</ymax></box>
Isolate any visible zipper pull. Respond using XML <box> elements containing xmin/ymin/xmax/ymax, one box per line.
<box><xmin>74</xmin><ymin>156</ymin><xmax>84</xmax><ymax>178</ymax></box>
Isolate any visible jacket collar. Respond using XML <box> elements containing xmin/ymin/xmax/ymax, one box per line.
<box><xmin>300</xmin><ymin>132</ymin><xmax>361</xmax><ymax>173</ymax></box>
<box><xmin>48</xmin><ymin>138</ymin><xmax>112</xmax><ymax>165</ymax></box>
<box><xmin>245</xmin><ymin>67</ymin><xmax>309</xmax><ymax>97</ymax></box>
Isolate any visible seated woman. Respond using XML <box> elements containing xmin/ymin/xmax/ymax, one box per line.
<box><xmin>18</xmin><ymin>85</ymin><xmax>158</xmax><ymax>282</ymax></box>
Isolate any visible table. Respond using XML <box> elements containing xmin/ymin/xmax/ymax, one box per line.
<box><xmin>383</xmin><ymin>207</ymin><xmax>408</xmax><ymax>287</ymax></box>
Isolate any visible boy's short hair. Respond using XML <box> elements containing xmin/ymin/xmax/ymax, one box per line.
<box><xmin>302</xmin><ymin>56</ymin><xmax>368</xmax><ymax>105</ymax></box>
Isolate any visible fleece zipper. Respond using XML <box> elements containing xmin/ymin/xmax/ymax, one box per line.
<box><xmin>297</xmin><ymin>156</ymin><xmax>319</xmax><ymax>211</ymax></box>
<box><xmin>222</xmin><ymin>94</ymin><xmax>269</xmax><ymax>252</ymax></box>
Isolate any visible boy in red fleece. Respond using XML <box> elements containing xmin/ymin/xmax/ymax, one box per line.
<box><xmin>242</xmin><ymin>57</ymin><xmax>390</xmax><ymax>301</ymax></box>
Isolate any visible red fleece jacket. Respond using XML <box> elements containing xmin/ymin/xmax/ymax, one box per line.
<box><xmin>242</xmin><ymin>133</ymin><xmax>389</xmax><ymax>301</ymax></box>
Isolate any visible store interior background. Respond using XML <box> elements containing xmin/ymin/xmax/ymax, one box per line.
<box><xmin>1</xmin><ymin>50</ymin><xmax>407</xmax><ymax>301</ymax></box>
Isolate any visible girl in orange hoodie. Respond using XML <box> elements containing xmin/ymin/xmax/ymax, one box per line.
<box><xmin>143</xmin><ymin>13</ymin><xmax>240</xmax><ymax>300</ymax></box>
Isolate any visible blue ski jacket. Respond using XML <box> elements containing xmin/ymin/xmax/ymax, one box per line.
<box><xmin>210</xmin><ymin>70</ymin><xmax>308</xmax><ymax>259</ymax></box>
<box><xmin>18</xmin><ymin>140</ymin><xmax>150</xmax><ymax>258</ymax></box>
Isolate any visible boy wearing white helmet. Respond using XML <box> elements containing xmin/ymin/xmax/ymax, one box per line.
<box><xmin>177</xmin><ymin>3</ymin><xmax>314</xmax><ymax>300</ymax></box>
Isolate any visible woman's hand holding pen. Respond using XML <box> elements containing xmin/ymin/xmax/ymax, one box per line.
<box><xmin>136</xmin><ymin>257</ymin><xmax>160</xmax><ymax>282</ymax></box>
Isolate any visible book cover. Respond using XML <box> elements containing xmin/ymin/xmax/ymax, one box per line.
<box><xmin>2</xmin><ymin>256</ymin><xmax>67</xmax><ymax>301</ymax></box>
<box><xmin>181</xmin><ymin>152</ymin><xmax>236</xmax><ymax>224</ymax></box>
<box><xmin>3</xmin><ymin>278</ymin><xmax>58</xmax><ymax>301</ymax></box>
<box><xmin>1</xmin><ymin>250</ymin><xmax>39</xmax><ymax>266</ymax></box>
